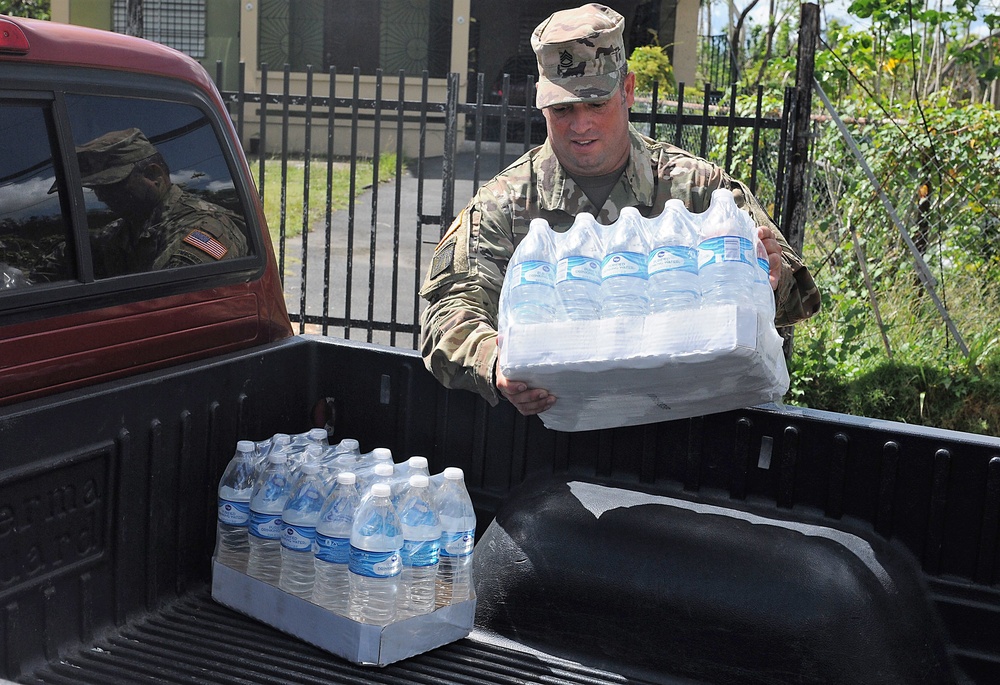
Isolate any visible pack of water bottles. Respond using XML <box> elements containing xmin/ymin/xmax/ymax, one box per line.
<box><xmin>211</xmin><ymin>430</ymin><xmax>477</xmax><ymax>666</ymax></box>
<box><xmin>498</xmin><ymin>188</ymin><xmax>789</xmax><ymax>432</ymax></box>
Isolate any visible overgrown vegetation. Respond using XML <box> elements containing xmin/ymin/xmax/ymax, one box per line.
<box><xmin>710</xmin><ymin>0</ymin><xmax>1000</xmax><ymax>436</ymax></box>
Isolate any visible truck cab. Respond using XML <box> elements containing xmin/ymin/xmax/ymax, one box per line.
<box><xmin>0</xmin><ymin>15</ymin><xmax>292</xmax><ymax>406</ymax></box>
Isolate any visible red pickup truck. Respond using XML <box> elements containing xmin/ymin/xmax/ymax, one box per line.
<box><xmin>0</xmin><ymin>15</ymin><xmax>291</xmax><ymax>406</ymax></box>
<box><xmin>1</xmin><ymin>15</ymin><xmax>997</xmax><ymax>685</ymax></box>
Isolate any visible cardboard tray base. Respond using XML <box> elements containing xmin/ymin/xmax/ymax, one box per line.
<box><xmin>211</xmin><ymin>560</ymin><xmax>475</xmax><ymax>667</ymax></box>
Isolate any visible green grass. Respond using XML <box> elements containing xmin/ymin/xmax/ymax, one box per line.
<box><xmin>251</xmin><ymin>153</ymin><xmax>397</xmax><ymax>244</ymax></box>
<box><xmin>786</xmin><ymin>244</ymin><xmax>1000</xmax><ymax>436</ymax></box>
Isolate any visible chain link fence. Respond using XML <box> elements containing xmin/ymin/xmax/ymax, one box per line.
<box><xmin>799</xmin><ymin>83</ymin><xmax>1000</xmax><ymax>366</ymax></box>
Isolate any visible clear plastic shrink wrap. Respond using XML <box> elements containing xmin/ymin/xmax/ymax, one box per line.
<box><xmin>498</xmin><ymin>189</ymin><xmax>789</xmax><ymax>432</ymax></box>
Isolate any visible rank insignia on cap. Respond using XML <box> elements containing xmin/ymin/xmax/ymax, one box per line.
<box><xmin>183</xmin><ymin>229</ymin><xmax>229</xmax><ymax>260</ymax></box>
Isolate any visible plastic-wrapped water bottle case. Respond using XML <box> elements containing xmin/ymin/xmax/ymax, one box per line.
<box><xmin>215</xmin><ymin>430</ymin><xmax>476</xmax><ymax>627</ymax></box>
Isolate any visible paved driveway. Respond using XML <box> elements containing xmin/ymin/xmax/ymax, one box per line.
<box><xmin>280</xmin><ymin>144</ymin><xmax>528</xmax><ymax>348</ymax></box>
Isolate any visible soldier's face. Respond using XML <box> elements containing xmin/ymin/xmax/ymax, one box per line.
<box><xmin>93</xmin><ymin>166</ymin><xmax>161</xmax><ymax>220</ymax></box>
<box><xmin>542</xmin><ymin>71</ymin><xmax>635</xmax><ymax>179</ymax></box>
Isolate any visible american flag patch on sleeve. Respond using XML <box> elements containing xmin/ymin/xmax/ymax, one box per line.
<box><xmin>182</xmin><ymin>229</ymin><xmax>229</xmax><ymax>260</ymax></box>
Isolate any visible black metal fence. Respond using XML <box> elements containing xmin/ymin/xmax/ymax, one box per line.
<box><xmin>217</xmin><ymin>64</ymin><xmax>801</xmax><ymax>350</ymax></box>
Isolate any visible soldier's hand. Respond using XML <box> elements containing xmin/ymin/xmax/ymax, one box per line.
<box><xmin>496</xmin><ymin>362</ymin><xmax>556</xmax><ymax>416</ymax></box>
<box><xmin>757</xmin><ymin>225</ymin><xmax>782</xmax><ymax>290</ymax></box>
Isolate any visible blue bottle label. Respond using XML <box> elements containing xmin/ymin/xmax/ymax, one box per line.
<box><xmin>349</xmin><ymin>547</ymin><xmax>402</xmax><ymax>578</ymax></box>
<box><xmin>556</xmin><ymin>256</ymin><xmax>602</xmax><ymax>285</ymax></box>
<box><xmin>402</xmin><ymin>538</ymin><xmax>441</xmax><ymax>567</ymax></box>
<box><xmin>248</xmin><ymin>512</ymin><xmax>283</xmax><ymax>539</ymax></box>
<box><xmin>601</xmin><ymin>251</ymin><xmax>647</xmax><ymax>279</ymax></box>
<box><xmin>511</xmin><ymin>260</ymin><xmax>556</xmax><ymax>287</ymax></box>
<box><xmin>315</xmin><ymin>534</ymin><xmax>351</xmax><ymax>564</ymax></box>
<box><xmin>281</xmin><ymin>523</ymin><xmax>316</xmax><ymax>552</ymax></box>
<box><xmin>648</xmin><ymin>245</ymin><xmax>698</xmax><ymax>276</ymax></box>
<box><xmin>439</xmin><ymin>530</ymin><xmax>475</xmax><ymax>558</ymax></box>
<box><xmin>218</xmin><ymin>498</ymin><xmax>250</xmax><ymax>526</ymax></box>
<box><xmin>698</xmin><ymin>236</ymin><xmax>753</xmax><ymax>269</ymax></box>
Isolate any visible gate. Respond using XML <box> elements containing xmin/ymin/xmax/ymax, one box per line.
<box><xmin>219</xmin><ymin>67</ymin><xmax>808</xmax><ymax>351</ymax></box>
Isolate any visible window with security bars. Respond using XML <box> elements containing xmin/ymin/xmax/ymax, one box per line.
<box><xmin>113</xmin><ymin>0</ymin><xmax>206</xmax><ymax>59</ymax></box>
<box><xmin>257</xmin><ymin>0</ymin><xmax>452</xmax><ymax>77</ymax></box>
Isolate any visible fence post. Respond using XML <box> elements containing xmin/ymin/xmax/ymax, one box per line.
<box><xmin>782</xmin><ymin>2</ymin><xmax>819</xmax><ymax>255</ymax></box>
<box><xmin>440</xmin><ymin>72</ymin><xmax>460</xmax><ymax>236</ymax></box>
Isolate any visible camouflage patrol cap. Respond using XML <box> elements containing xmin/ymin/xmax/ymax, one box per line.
<box><xmin>531</xmin><ymin>3</ymin><xmax>626</xmax><ymax>109</ymax></box>
<box><xmin>75</xmin><ymin>128</ymin><xmax>158</xmax><ymax>187</ymax></box>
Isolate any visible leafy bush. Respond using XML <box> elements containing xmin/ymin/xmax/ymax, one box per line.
<box><xmin>628</xmin><ymin>45</ymin><xmax>675</xmax><ymax>95</ymax></box>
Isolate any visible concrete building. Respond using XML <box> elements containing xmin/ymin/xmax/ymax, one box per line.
<box><xmin>51</xmin><ymin>0</ymin><xmax>700</xmax><ymax>157</ymax></box>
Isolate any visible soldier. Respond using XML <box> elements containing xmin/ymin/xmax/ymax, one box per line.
<box><xmin>419</xmin><ymin>3</ymin><xmax>820</xmax><ymax>417</ymax></box>
<box><xmin>76</xmin><ymin>127</ymin><xmax>248</xmax><ymax>278</ymax></box>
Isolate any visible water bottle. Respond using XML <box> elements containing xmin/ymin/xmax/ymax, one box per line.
<box><xmin>436</xmin><ymin>467</ymin><xmax>476</xmax><ymax>607</ymax></box>
<box><xmin>313</xmin><ymin>471</ymin><xmax>361</xmax><ymax>614</ymax></box>
<box><xmin>323</xmin><ymin>437</ymin><xmax>361</xmax><ymax>464</ymax></box>
<box><xmin>697</xmin><ymin>189</ymin><xmax>756</xmax><ymax>308</ymax></box>
<box><xmin>554</xmin><ymin>212</ymin><xmax>604</xmax><ymax>320</ymax></box>
<box><xmin>288</xmin><ymin>443</ymin><xmax>323</xmax><ymax>486</ymax></box>
<box><xmin>291</xmin><ymin>427</ymin><xmax>329</xmax><ymax>446</ymax></box>
<box><xmin>348</xmin><ymin>482</ymin><xmax>403</xmax><ymax>625</ymax></box>
<box><xmin>320</xmin><ymin>438</ymin><xmax>361</xmax><ymax>483</ymax></box>
<box><xmin>600</xmin><ymin>207</ymin><xmax>650</xmax><ymax>318</ymax></box>
<box><xmin>252</xmin><ymin>433</ymin><xmax>289</xmax><ymax>481</ymax></box>
<box><xmin>279</xmin><ymin>461</ymin><xmax>327</xmax><ymax>598</ymax></box>
<box><xmin>505</xmin><ymin>218</ymin><xmax>558</xmax><ymax>324</ymax></box>
<box><xmin>753</xmin><ymin>235</ymin><xmax>776</xmax><ymax>320</ymax></box>
<box><xmin>370</xmin><ymin>461</ymin><xmax>396</xmax><ymax>494</ymax></box>
<box><xmin>215</xmin><ymin>440</ymin><xmax>256</xmax><ymax>572</ymax></box>
<box><xmin>647</xmin><ymin>199</ymin><xmax>701</xmax><ymax>312</ymax></box>
<box><xmin>247</xmin><ymin>451</ymin><xmax>291</xmax><ymax>585</ymax></box>
<box><xmin>397</xmin><ymin>474</ymin><xmax>441</xmax><ymax>618</ymax></box>
<box><xmin>356</xmin><ymin>450</ymin><xmax>394</xmax><ymax>495</ymax></box>
<box><xmin>399</xmin><ymin>455</ymin><xmax>430</xmax><ymax>480</ymax></box>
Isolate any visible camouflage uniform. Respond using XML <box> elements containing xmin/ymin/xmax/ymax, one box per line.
<box><xmin>418</xmin><ymin>3</ymin><xmax>820</xmax><ymax>405</ymax></box>
<box><xmin>91</xmin><ymin>184</ymin><xmax>247</xmax><ymax>278</ymax></box>
<box><xmin>73</xmin><ymin>128</ymin><xmax>247</xmax><ymax>278</ymax></box>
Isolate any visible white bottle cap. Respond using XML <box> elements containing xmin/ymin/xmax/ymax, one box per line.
<box><xmin>299</xmin><ymin>461</ymin><xmax>320</xmax><ymax>475</ymax></box>
<box><xmin>304</xmin><ymin>444</ymin><xmax>323</xmax><ymax>459</ymax></box>
<box><xmin>237</xmin><ymin>440</ymin><xmax>255</xmax><ymax>453</ymax></box>
<box><xmin>408</xmin><ymin>474</ymin><xmax>430</xmax><ymax>489</ymax></box>
<box><xmin>340</xmin><ymin>438</ymin><xmax>360</xmax><ymax>451</ymax></box>
<box><xmin>374</xmin><ymin>462</ymin><xmax>394</xmax><ymax>476</ymax></box>
<box><xmin>308</xmin><ymin>428</ymin><xmax>328</xmax><ymax>442</ymax></box>
<box><xmin>373</xmin><ymin>447</ymin><xmax>392</xmax><ymax>462</ymax></box>
<box><xmin>268</xmin><ymin>452</ymin><xmax>288</xmax><ymax>464</ymax></box>
<box><xmin>408</xmin><ymin>456</ymin><xmax>428</xmax><ymax>470</ymax></box>
<box><xmin>272</xmin><ymin>433</ymin><xmax>290</xmax><ymax>445</ymax></box>
<box><xmin>443</xmin><ymin>467</ymin><xmax>464</xmax><ymax>480</ymax></box>
<box><xmin>337</xmin><ymin>471</ymin><xmax>357</xmax><ymax>485</ymax></box>
<box><xmin>371</xmin><ymin>483</ymin><xmax>391</xmax><ymax>498</ymax></box>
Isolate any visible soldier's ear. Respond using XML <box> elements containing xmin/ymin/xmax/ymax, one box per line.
<box><xmin>140</xmin><ymin>161</ymin><xmax>170</xmax><ymax>190</ymax></box>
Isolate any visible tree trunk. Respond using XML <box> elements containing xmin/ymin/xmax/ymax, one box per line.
<box><xmin>126</xmin><ymin>0</ymin><xmax>143</xmax><ymax>38</ymax></box>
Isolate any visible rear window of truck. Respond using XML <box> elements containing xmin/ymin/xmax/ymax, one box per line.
<box><xmin>0</xmin><ymin>67</ymin><xmax>260</xmax><ymax>311</ymax></box>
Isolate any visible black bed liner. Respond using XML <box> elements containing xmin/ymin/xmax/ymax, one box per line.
<box><xmin>16</xmin><ymin>585</ymin><xmax>664</xmax><ymax>685</ymax></box>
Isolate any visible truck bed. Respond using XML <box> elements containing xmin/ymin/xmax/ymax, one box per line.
<box><xmin>2</xmin><ymin>335</ymin><xmax>999</xmax><ymax>684</ymax></box>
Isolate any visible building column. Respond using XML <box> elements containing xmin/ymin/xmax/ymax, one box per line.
<box><xmin>669</xmin><ymin>0</ymin><xmax>699</xmax><ymax>86</ymax></box>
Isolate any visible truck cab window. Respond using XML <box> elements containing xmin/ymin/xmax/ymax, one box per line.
<box><xmin>64</xmin><ymin>94</ymin><xmax>252</xmax><ymax>279</ymax></box>
<box><xmin>0</xmin><ymin>101</ymin><xmax>74</xmax><ymax>289</ymax></box>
